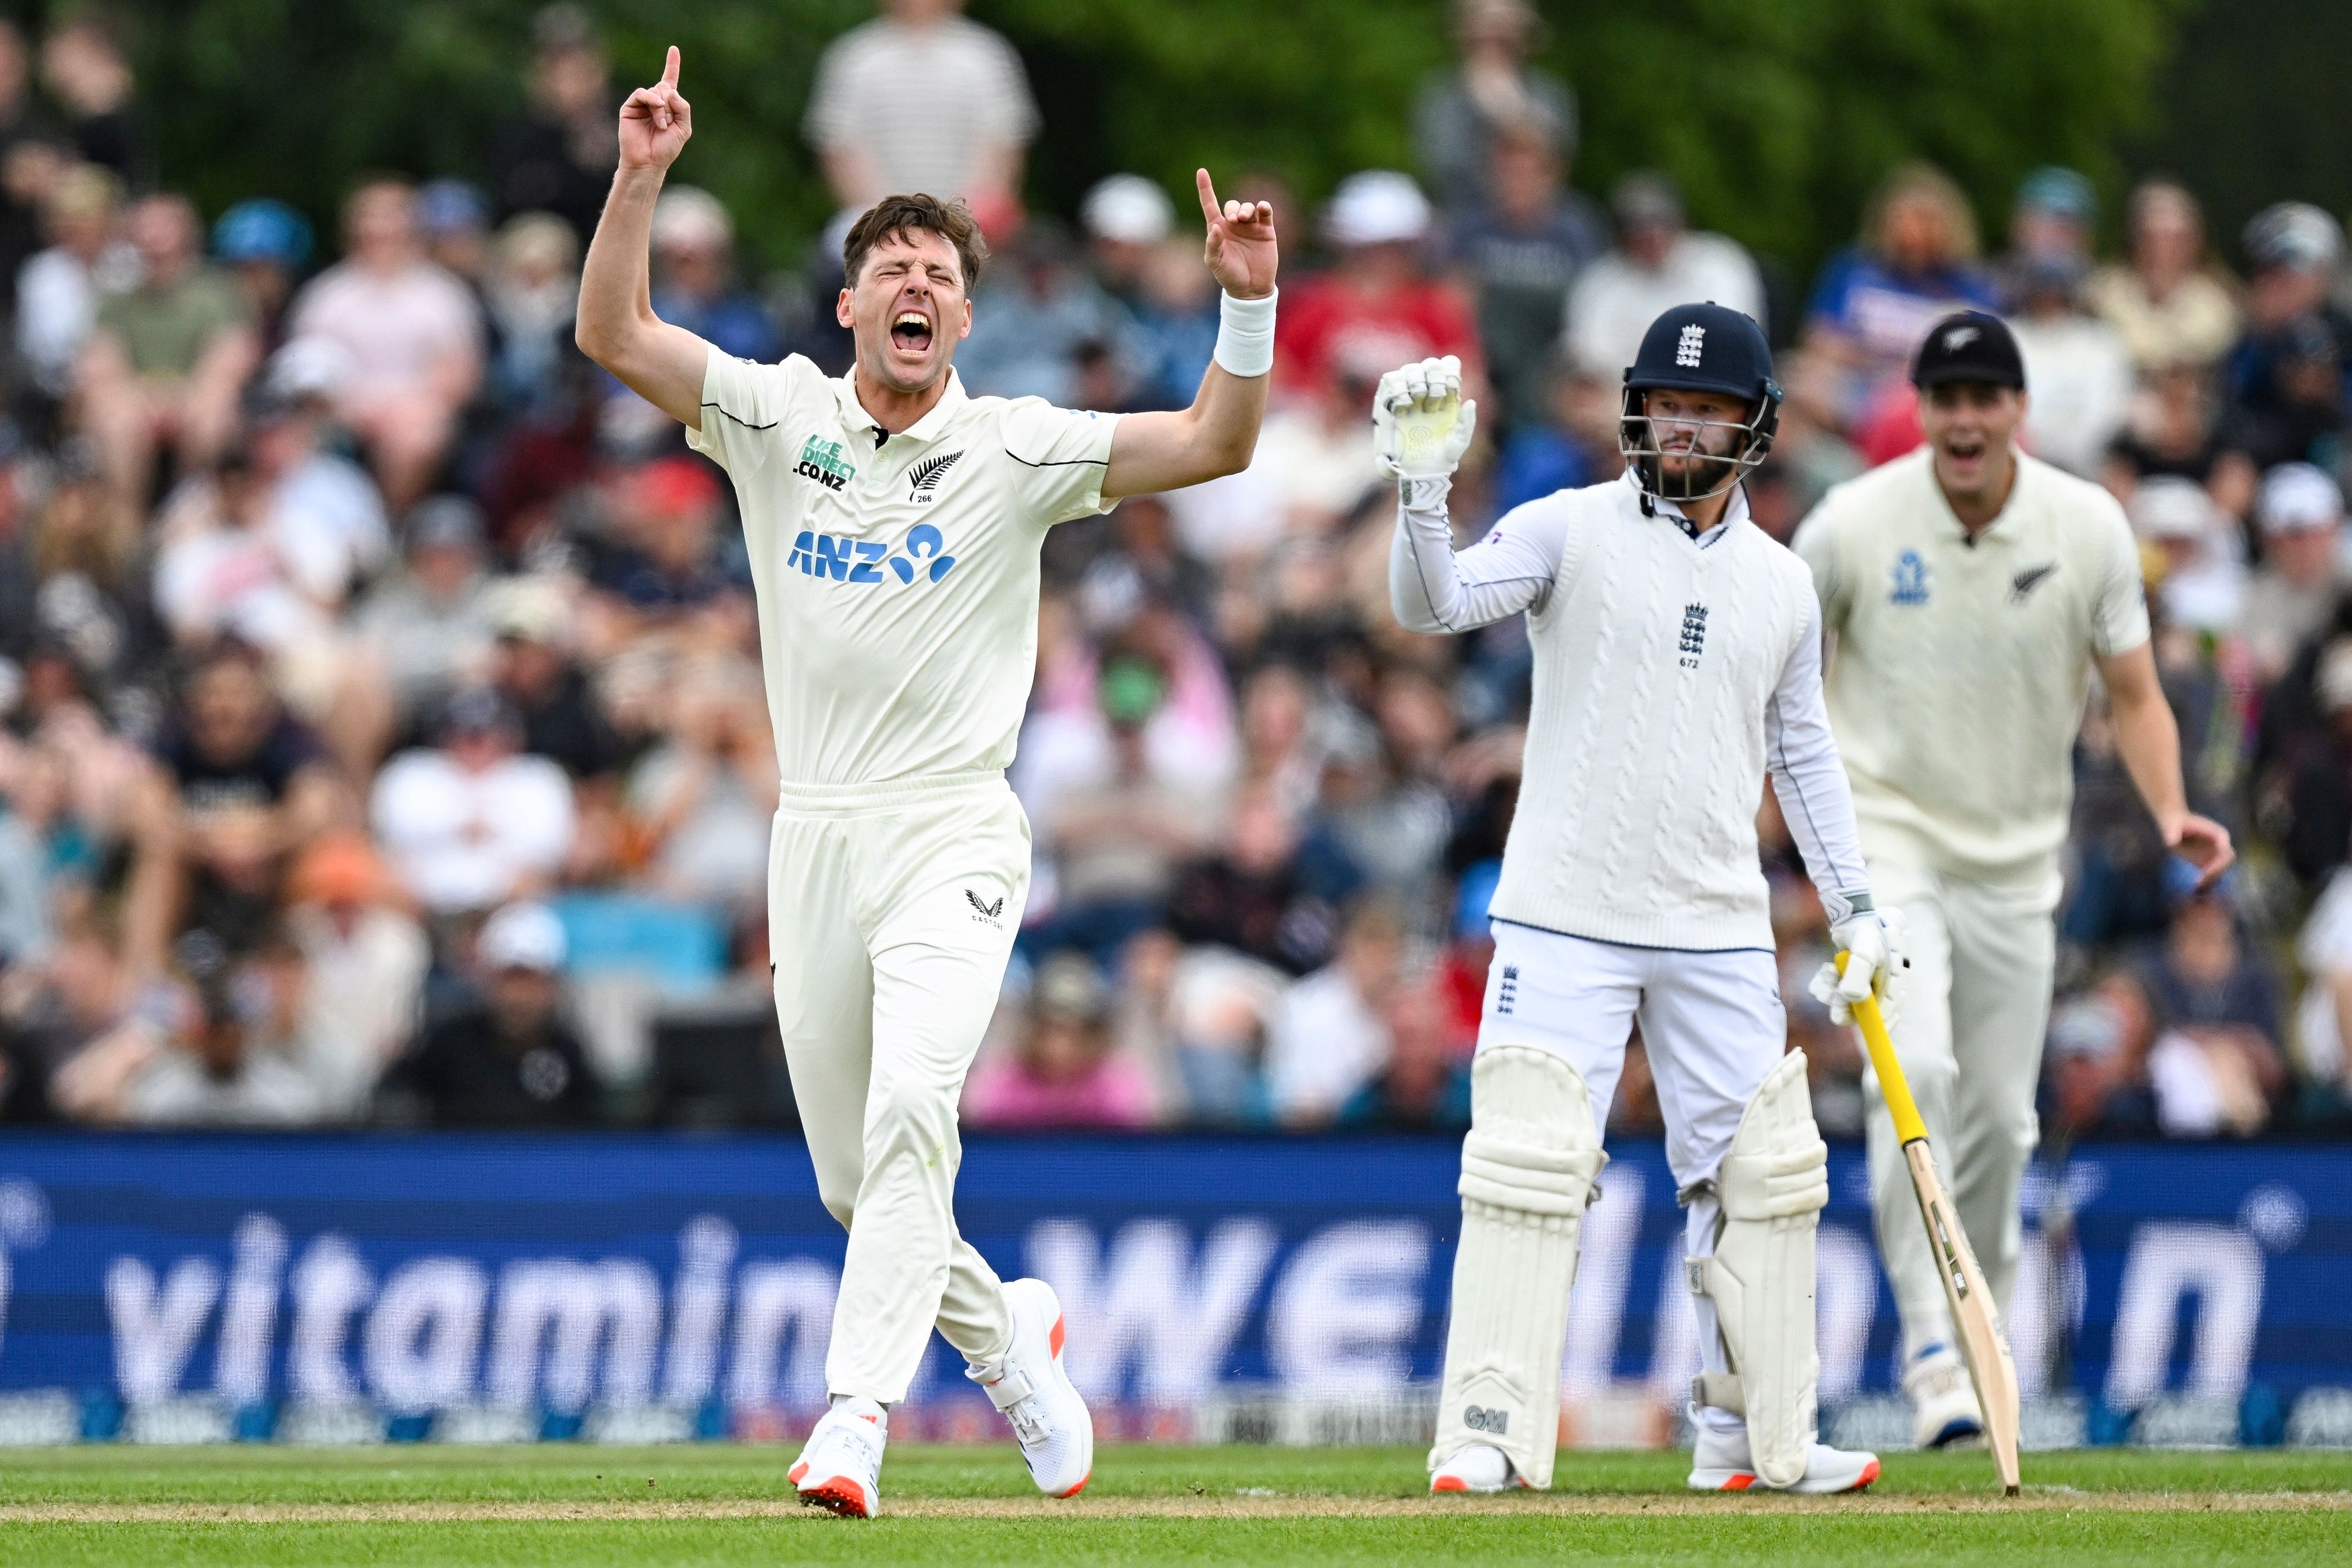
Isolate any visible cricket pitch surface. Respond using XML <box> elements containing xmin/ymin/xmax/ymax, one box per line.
<box><xmin>3</xmin><ymin>1442</ymin><xmax>2345</xmax><ymax>1564</ymax></box>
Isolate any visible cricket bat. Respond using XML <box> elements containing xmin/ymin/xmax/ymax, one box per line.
<box><xmin>1839</xmin><ymin>954</ymin><xmax>2023</xmax><ymax>1495</ymax></box>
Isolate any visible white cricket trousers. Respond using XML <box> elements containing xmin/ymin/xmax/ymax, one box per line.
<box><xmin>1862</xmin><ymin>860</ymin><xmax>2057</xmax><ymax>1363</ymax></box>
<box><xmin>768</xmin><ymin>769</ymin><xmax>1029</xmax><ymax>1404</ymax></box>
<box><xmin>1479</xmin><ymin>920</ymin><xmax>1795</xmax><ymax>1428</ymax></box>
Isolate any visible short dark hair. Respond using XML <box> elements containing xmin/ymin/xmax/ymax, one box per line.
<box><xmin>842</xmin><ymin>193</ymin><xmax>988</xmax><ymax>289</ymax></box>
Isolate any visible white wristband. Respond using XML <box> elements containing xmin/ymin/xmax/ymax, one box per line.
<box><xmin>1212</xmin><ymin>288</ymin><xmax>1277</xmax><ymax>378</ymax></box>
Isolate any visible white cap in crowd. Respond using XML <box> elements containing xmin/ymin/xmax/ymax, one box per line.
<box><xmin>267</xmin><ymin>336</ymin><xmax>358</xmax><ymax>402</ymax></box>
<box><xmin>2244</xmin><ymin>201</ymin><xmax>2345</xmax><ymax>275</ymax></box>
<box><xmin>651</xmin><ymin>186</ymin><xmax>734</xmax><ymax>254</ymax></box>
<box><xmin>2258</xmin><ymin>462</ymin><xmax>2345</xmax><ymax>535</ymax></box>
<box><xmin>2129</xmin><ymin>476</ymin><xmax>2223</xmax><ymax>542</ymax></box>
<box><xmin>1323</xmin><ymin>171</ymin><xmax>1431</xmax><ymax>248</ymax></box>
<box><xmin>1081</xmin><ymin>174</ymin><xmax>1175</xmax><ymax>245</ymax></box>
<box><xmin>478</xmin><ymin>901</ymin><xmax>567</xmax><ymax>973</ymax></box>
<box><xmin>490</xmin><ymin>575</ymin><xmax>572</xmax><ymax>648</ymax></box>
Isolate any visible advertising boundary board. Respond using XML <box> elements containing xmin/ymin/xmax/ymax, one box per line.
<box><xmin>0</xmin><ymin>1132</ymin><xmax>2345</xmax><ymax>1448</ymax></box>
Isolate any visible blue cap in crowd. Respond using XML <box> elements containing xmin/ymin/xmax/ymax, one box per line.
<box><xmin>416</xmin><ymin>178</ymin><xmax>488</xmax><ymax>238</ymax></box>
<box><xmin>2015</xmin><ymin>165</ymin><xmax>2097</xmax><ymax>223</ymax></box>
<box><xmin>212</xmin><ymin>199</ymin><xmax>312</xmax><ymax>269</ymax></box>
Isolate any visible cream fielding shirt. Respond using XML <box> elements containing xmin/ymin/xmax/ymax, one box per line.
<box><xmin>1792</xmin><ymin>447</ymin><xmax>2150</xmax><ymax>887</ymax></box>
<box><xmin>688</xmin><ymin>350</ymin><xmax>1118</xmax><ymax>787</ymax></box>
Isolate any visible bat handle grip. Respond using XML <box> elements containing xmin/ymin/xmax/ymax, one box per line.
<box><xmin>1835</xmin><ymin>950</ymin><xmax>1930</xmax><ymax>1147</ymax></box>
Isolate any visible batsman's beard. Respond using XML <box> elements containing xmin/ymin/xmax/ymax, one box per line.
<box><xmin>1621</xmin><ymin>405</ymin><xmax>1760</xmax><ymax>504</ymax></box>
<box><xmin>1648</xmin><ymin>443</ymin><xmax>1742</xmax><ymax>502</ymax></box>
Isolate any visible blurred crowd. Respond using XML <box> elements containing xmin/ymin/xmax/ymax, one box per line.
<box><xmin>4</xmin><ymin>0</ymin><xmax>2351</xmax><ymax>1143</ymax></box>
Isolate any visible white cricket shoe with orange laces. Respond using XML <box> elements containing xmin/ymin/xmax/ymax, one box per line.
<box><xmin>1687</xmin><ymin>1423</ymin><xmax>1880</xmax><ymax>1493</ymax></box>
<box><xmin>790</xmin><ymin>1395</ymin><xmax>888</xmax><ymax>1517</ymax></box>
<box><xmin>967</xmin><ymin>1278</ymin><xmax>1093</xmax><ymax>1497</ymax></box>
<box><xmin>1429</xmin><ymin>1444</ymin><xmax>1530</xmax><ymax>1493</ymax></box>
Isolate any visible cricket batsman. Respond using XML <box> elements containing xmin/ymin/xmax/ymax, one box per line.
<box><xmin>1791</xmin><ymin>311</ymin><xmax>2232</xmax><ymax>1448</ymax></box>
<box><xmin>1386</xmin><ymin>304</ymin><xmax>1897</xmax><ymax>1494</ymax></box>
<box><xmin>575</xmin><ymin>49</ymin><xmax>1279</xmax><ymax>1516</ymax></box>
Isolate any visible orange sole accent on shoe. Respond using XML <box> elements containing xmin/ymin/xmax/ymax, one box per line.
<box><xmin>797</xmin><ymin>1478</ymin><xmax>872</xmax><ymax>1518</ymax></box>
<box><xmin>1850</xmin><ymin>1458</ymin><xmax>1881</xmax><ymax>1492</ymax></box>
<box><xmin>1050</xmin><ymin>1314</ymin><xmax>1066</xmax><ymax>1358</ymax></box>
<box><xmin>787</xmin><ymin>1461</ymin><xmax>808</xmax><ymax>1484</ymax></box>
<box><xmin>1431</xmin><ymin>1476</ymin><xmax>1469</xmax><ymax>1493</ymax></box>
<box><xmin>1718</xmin><ymin>1472</ymin><xmax>1757</xmax><ymax>1490</ymax></box>
<box><xmin>1053</xmin><ymin>1468</ymin><xmax>1091</xmax><ymax>1499</ymax></box>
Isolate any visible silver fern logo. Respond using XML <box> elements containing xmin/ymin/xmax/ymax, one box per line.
<box><xmin>2010</xmin><ymin>562</ymin><xmax>2058</xmax><ymax>603</ymax></box>
<box><xmin>909</xmin><ymin>450</ymin><xmax>963</xmax><ymax>500</ymax></box>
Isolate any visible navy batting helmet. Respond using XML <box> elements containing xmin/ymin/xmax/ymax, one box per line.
<box><xmin>1619</xmin><ymin>302</ymin><xmax>1782</xmax><ymax>504</ymax></box>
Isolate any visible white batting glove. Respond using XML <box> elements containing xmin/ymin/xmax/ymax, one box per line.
<box><xmin>1811</xmin><ymin>906</ymin><xmax>1909</xmax><ymax>1029</ymax></box>
<box><xmin>1373</xmin><ymin>355</ymin><xmax>1477</xmax><ymax>506</ymax></box>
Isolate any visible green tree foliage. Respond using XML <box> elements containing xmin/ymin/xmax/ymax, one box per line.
<box><xmin>81</xmin><ymin>0</ymin><xmax>2187</xmax><ymax>285</ymax></box>
<box><xmin>977</xmin><ymin>0</ymin><xmax>1455</xmax><ymax>223</ymax></box>
<box><xmin>101</xmin><ymin>0</ymin><xmax>868</xmax><ymax>269</ymax></box>
<box><xmin>2130</xmin><ymin>0</ymin><xmax>2352</xmax><ymax>265</ymax></box>
<box><xmin>1539</xmin><ymin>0</ymin><xmax>2191</xmax><ymax>273</ymax></box>
<box><xmin>988</xmin><ymin>0</ymin><xmax>2188</xmax><ymax>278</ymax></box>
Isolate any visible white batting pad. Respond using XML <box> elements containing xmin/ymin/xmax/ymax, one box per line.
<box><xmin>1428</xmin><ymin>1043</ymin><xmax>1607</xmax><ymax>1490</ymax></box>
<box><xmin>1689</xmin><ymin>1048</ymin><xmax>1830</xmax><ymax>1488</ymax></box>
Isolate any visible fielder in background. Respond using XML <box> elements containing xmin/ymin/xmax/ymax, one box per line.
<box><xmin>1385</xmin><ymin>304</ymin><xmax>1901</xmax><ymax>1496</ymax></box>
<box><xmin>575</xmin><ymin>47</ymin><xmax>1279</xmax><ymax>1518</ymax></box>
<box><xmin>1791</xmin><ymin>311</ymin><xmax>2233</xmax><ymax>1449</ymax></box>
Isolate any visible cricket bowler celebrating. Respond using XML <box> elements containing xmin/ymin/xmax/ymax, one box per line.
<box><xmin>576</xmin><ymin>50</ymin><xmax>1279</xmax><ymax>1516</ymax></box>
<box><xmin>1385</xmin><ymin>304</ymin><xmax>1898</xmax><ymax>1494</ymax></box>
<box><xmin>1791</xmin><ymin>312</ymin><xmax>2231</xmax><ymax>1448</ymax></box>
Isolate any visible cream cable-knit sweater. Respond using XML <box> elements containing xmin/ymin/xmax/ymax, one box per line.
<box><xmin>1392</xmin><ymin>472</ymin><xmax>1870</xmax><ymax>952</ymax></box>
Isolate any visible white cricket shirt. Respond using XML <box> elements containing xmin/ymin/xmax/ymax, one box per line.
<box><xmin>688</xmin><ymin>350</ymin><xmax>1119</xmax><ymax>786</ymax></box>
<box><xmin>1792</xmin><ymin>446</ymin><xmax>2150</xmax><ymax>887</ymax></box>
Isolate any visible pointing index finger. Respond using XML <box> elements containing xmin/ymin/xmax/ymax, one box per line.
<box><xmin>1195</xmin><ymin>168</ymin><xmax>1223</xmax><ymax>231</ymax></box>
<box><xmin>660</xmin><ymin>45</ymin><xmax>680</xmax><ymax>90</ymax></box>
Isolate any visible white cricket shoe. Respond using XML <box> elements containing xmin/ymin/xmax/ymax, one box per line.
<box><xmin>1905</xmin><ymin>1343</ymin><xmax>1986</xmax><ymax>1449</ymax></box>
<box><xmin>1687</xmin><ymin>1424</ymin><xmax>1881</xmax><ymax>1493</ymax></box>
<box><xmin>966</xmin><ymin>1278</ymin><xmax>1093</xmax><ymax>1497</ymax></box>
<box><xmin>790</xmin><ymin>1396</ymin><xmax>887</xmax><ymax>1518</ymax></box>
<box><xmin>1430</xmin><ymin>1444</ymin><xmax>1529</xmax><ymax>1493</ymax></box>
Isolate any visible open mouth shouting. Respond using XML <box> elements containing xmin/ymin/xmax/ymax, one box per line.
<box><xmin>890</xmin><ymin>308</ymin><xmax>936</xmax><ymax>355</ymax></box>
<box><xmin>1938</xmin><ymin>429</ymin><xmax>1989</xmax><ymax>477</ymax></box>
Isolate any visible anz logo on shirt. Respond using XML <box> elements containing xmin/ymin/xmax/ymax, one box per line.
<box><xmin>786</xmin><ymin>522</ymin><xmax>958</xmax><ymax>586</ymax></box>
<box><xmin>1890</xmin><ymin>548</ymin><xmax>1931</xmax><ymax>606</ymax></box>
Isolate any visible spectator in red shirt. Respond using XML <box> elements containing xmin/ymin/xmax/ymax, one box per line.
<box><xmin>1429</xmin><ymin>859</ymin><xmax>1500</xmax><ymax>1052</ymax></box>
<box><xmin>1275</xmin><ymin>171</ymin><xmax>1482</xmax><ymax>403</ymax></box>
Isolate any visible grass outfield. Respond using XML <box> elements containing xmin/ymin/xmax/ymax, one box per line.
<box><xmin>0</xmin><ymin>1443</ymin><xmax>2347</xmax><ymax>1566</ymax></box>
